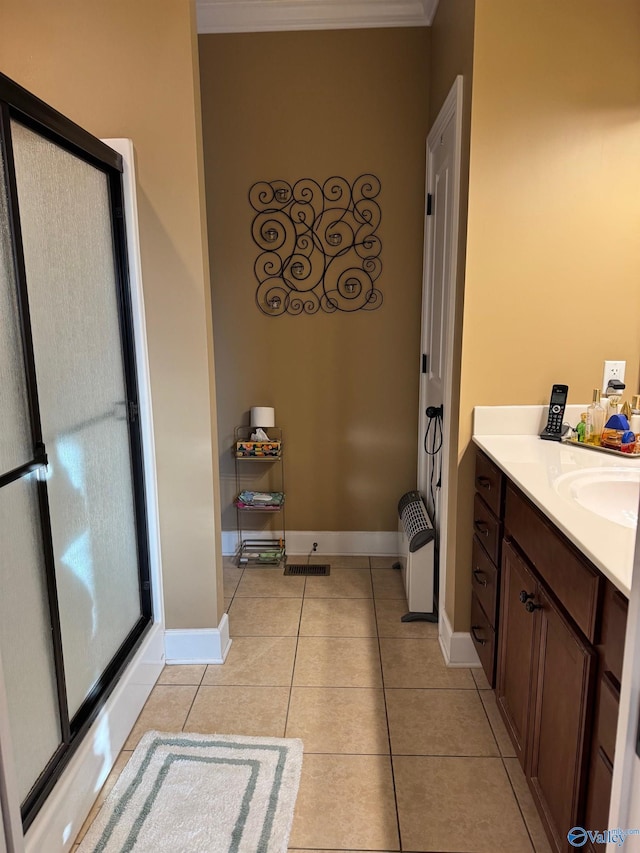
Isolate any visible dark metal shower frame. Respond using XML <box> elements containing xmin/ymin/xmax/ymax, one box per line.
<box><xmin>0</xmin><ymin>72</ymin><xmax>152</xmax><ymax>830</ymax></box>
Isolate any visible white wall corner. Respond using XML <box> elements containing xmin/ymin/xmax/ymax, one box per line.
<box><xmin>438</xmin><ymin>608</ymin><xmax>481</xmax><ymax>668</ymax></box>
<box><xmin>164</xmin><ymin>613</ymin><xmax>231</xmax><ymax>665</ymax></box>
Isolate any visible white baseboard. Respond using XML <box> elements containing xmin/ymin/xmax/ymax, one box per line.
<box><xmin>438</xmin><ymin>608</ymin><xmax>481</xmax><ymax>668</ymax></box>
<box><xmin>24</xmin><ymin>623</ymin><xmax>165</xmax><ymax>853</ymax></box>
<box><xmin>221</xmin><ymin>529</ymin><xmax>400</xmax><ymax>557</ymax></box>
<box><xmin>164</xmin><ymin>614</ymin><xmax>231</xmax><ymax>664</ymax></box>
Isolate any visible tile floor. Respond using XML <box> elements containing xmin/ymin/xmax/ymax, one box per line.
<box><xmin>73</xmin><ymin>555</ymin><xmax>553</xmax><ymax>853</ymax></box>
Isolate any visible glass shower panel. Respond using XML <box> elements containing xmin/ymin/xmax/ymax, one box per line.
<box><xmin>0</xmin><ymin>474</ymin><xmax>61</xmax><ymax>801</ymax></box>
<box><xmin>11</xmin><ymin>122</ymin><xmax>142</xmax><ymax>718</ymax></box>
<box><xmin>0</xmin><ymin>145</ymin><xmax>32</xmax><ymax>473</ymax></box>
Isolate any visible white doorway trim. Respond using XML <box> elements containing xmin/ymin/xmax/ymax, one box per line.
<box><xmin>418</xmin><ymin>75</ymin><xmax>464</xmax><ymax>636</ymax></box>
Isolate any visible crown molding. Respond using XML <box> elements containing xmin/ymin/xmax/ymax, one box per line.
<box><xmin>197</xmin><ymin>0</ymin><xmax>439</xmax><ymax>34</ymax></box>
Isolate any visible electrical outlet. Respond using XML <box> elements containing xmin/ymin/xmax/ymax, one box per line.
<box><xmin>312</xmin><ymin>542</ymin><xmax>318</xmax><ymax>552</ymax></box>
<box><xmin>602</xmin><ymin>360</ymin><xmax>626</xmax><ymax>393</ymax></box>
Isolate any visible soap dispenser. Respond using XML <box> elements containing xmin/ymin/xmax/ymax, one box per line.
<box><xmin>585</xmin><ymin>388</ymin><xmax>605</xmax><ymax>445</ymax></box>
<box><xmin>631</xmin><ymin>394</ymin><xmax>640</xmax><ymax>436</ymax></box>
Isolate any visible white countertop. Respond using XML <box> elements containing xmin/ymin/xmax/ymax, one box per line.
<box><xmin>473</xmin><ymin>406</ymin><xmax>640</xmax><ymax>597</ymax></box>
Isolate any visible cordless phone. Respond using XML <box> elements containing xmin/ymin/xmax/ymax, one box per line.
<box><xmin>540</xmin><ymin>384</ymin><xmax>569</xmax><ymax>441</ymax></box>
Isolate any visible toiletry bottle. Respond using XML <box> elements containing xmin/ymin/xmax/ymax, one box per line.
<box><xmin>630</xmin><ymin>395</ymin><xmax>640</xmax><ymax>438</ymax></box>
<box><xmin>586</xmin><ymin>389</ymin><xmax>605</xmax><ymax>445</ymax></box>
<box><xmin>576</xmin><ymin>413</ymin><xmax>587</xmax><ymax>443</ymax></box>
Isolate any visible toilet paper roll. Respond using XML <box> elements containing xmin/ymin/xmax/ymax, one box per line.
<box><xmin>250</xmin><ymin>406</ymin><xmax>275</xmax><ymax>428</ymax></box>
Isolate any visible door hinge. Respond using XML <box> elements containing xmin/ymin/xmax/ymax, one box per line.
<box><xmin>128</xmin><ymin>401</ymin><xmax>139</xmax><ymax>422</ymax></box>
<box><xmin>142</xmin><ymin>581</ymin><xmax>151</xmax><ymax>591</ymax></box>
<box><xmin>426</xmin><ymin>193</ymin><xmax>433</xmax><ymax>216</ymax></box>
<box><xmin>115</xmin><ymin>206</ymin><xmax>124</xmax><ymax>219</ymax></box>
<box><xmin>422</xmin><ymin>353</ymin><xmax>429</xmax><ymax>374</ymax></box>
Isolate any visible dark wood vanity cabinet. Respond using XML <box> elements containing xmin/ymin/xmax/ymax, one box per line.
<box><xmin>470</xmin><ymin>452</ymin><xmax>504</xmax><ymax>685</ymax></box>
<box><xmin>472</xmin><ymin>449</ymin><xmax>628</xmax><ymax>853</ymax></box>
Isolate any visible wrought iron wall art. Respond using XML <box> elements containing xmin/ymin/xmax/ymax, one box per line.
<box><xmin>249</xmin><ymin>175</ymin><xmax>383</xmax><ymax>315</ymax></box>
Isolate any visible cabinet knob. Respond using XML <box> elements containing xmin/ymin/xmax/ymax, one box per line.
<box><xmin>519</xmin><ymin>590</ymin><xmax>534</xmax><ymax>603</ymax></box>
<box><xmin>474</xmin><ymin>520</ymin><xmax>489</xmax><ymax>537</ymax></box>
<box><xmin>473</xmin><ymin>568</ymin><xmax>488</xmax><ymax>587</ymax></box>
<box><xmin>525</xmin><ymin>600</ymin><xmax>542</xmax><ymax>613</ymax></box>
<box><xmin>477</xmin><ymin>476</ymin><xmax>492</xmax><ymax>490</ymax></box>
<box><xmin>471</xmin><ymin>625</ymin><xmax>487</xmax><ymax>646</ymax></box>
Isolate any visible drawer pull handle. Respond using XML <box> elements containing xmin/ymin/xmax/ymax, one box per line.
<box><xmin>519</xmin><ymin>590</ymin><xmax>534</xmax><ymax>603</ymax></box>
<box><xmin>473</xmin><ymin>568</ymin><xmax>488</xmax><ymax>587</ymax></box>
<box><xmin>474</xmin><ymin>520</ymin><xmax>489</xmax><ymax>537</ymax></box>
<box><xmin>471</xmin><ymin>625</ymin><xmax>487</xmax><ymax>646</ymax></box>
<box><xmin>525</xmin><ymin>600</ymin><xmax>542</xmax><ymax>613</ymax></box>
<box><xmin>477</xmin><ymin>476</ymin><xmax>492</xmax><ymax>490</ymax></box>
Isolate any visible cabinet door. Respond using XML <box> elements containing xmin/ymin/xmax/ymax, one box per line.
<box><xmin>529</xmin><ymin>587</ymin><xmax>595</xmax><ymax>853</ymax></box>
<box><xmin>496</xmin><ymin>540</ymin><xmax>539</xmax><ymax>769</ymax></box>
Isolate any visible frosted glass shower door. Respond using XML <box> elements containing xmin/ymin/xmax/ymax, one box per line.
<box><xmin>0</xmin><ymin>143</ymin><xmax>62</xmax><ymax>804</ymax></box>
<box><xmin>11</xmin><ymin>122</ymin><xmax>144</xmax><ymax>719</ymax></box>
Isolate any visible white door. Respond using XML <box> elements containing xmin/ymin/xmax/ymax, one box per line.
<box><xmin>417</xmin><ymin>77</ymin><xmax>463</xmax><ymax>616</ymax></box>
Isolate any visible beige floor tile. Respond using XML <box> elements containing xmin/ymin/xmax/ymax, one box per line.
<box><xmin>299</xmin><ymin>597</ymin><xmax>377</xmax><ymax>637</ymax></box>
<box><xmin>370</xmin><ymin>555</ymin><xmax>401</xmax><ymax>569</ymax></box>
<box><xmin>202</xmin><ymin>636</ymin><xmax>296</xmax><ymax>686</ymax></box>
<box><xmin>394</xmin><ymin>756</ymin><xmax>533</xmax><ymax>852</ymax></box>
<box><xmin>124</xmin><ymin>685</ymin><xmax>197</xmax><ymax>749</ymax></box>
<box><xmin>223</xmin><ymin>565</ymin><xmax>244</xmax><ymax>597</ymax></box>
<box><xmin>184</xmin><ymin>685</ymin><xmax>290</xmax><ymax>737</ymax></box>
<box><xmin>472</xmin><ymin>665</ymin><xmax>493</xmax><ymax>690</ymax></box>
<box><xmin>286</xmin><ymin>687</ymin><xmax>389</xmax><ymax>754</ymax></box>
<box><xmin>293</xmin><ymin>637</ymin><xmax>382</xmax><ymax>687</ymax></box>
<box><xmin>504</xmin><ymin>757</ymin><xmax>554</xmax><ymax>853</ymax></box>
<box><xmin>309</xmin><ymin>554</ymin><xmax>370</xmax><ymax>568</ymax></box>
<box><xmin>289</xmin><ymin>754</ymin><xmax>399</xmax><ymax>850</ymax></box>
<box><xmin>74</xmin><ymin>750</ymin><xmax>132</xmax><ymax>843</ymax></box>
<box><xmin>157</xmin><ymin>664</ymin><xmax>206</xmax><ymax>685</ymax></box>
<box><xmin>375</xmin><ymin>598</ymin><xmax>438</xmax><ymax>638</ymax></box>
<box><xmin>380</xmin><ymin>638</ymin><xmax>475</xmax><ymax>689</ymax></box>
<box><xmin>480</xmin><ymin>689</ymin><xmax>517</xmax><ymax>757</ymax></box>
<box><xmin>371</xmin><ymin>567</ymin><xmax>406</xmax><ymax>599</ymax></box>
<box><xmin>235</xmin><ymin>566</ymin><xmax>305</xmax><ymax>597</ymax></box>
<box><xmin>386</xmin><ymin>688</ymin><xmax>499</xmax><ymax>756</ymax></box>
<box><xmin>227</xmin><ymin>596</ymin><xmax>302</xmax><ymax>636</ymax></box>
<box><xmin>304</xmin><ymin>568</ymin><xmax>372</xmax><ymax>599</ymax></box>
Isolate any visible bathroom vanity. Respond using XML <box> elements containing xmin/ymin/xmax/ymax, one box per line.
<box><xmin>470</xmin><ymin>408</ymin><xmax>639</xmax><ymax>853</ymax></box>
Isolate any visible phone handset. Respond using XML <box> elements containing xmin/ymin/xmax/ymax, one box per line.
<box><xmin>540</xmin><ymin>384</ymin><xmax>569</xmax><ymax>441</ymax></box>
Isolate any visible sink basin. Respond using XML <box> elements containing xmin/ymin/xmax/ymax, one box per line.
<box><xmin>554</xmin><ymin>467</ymin><xmax>640</xmax><ymax>529</ymax></box>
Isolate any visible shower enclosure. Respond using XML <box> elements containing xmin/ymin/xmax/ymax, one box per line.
<box><xmin>0</xmin><ymin>74</ymin><xmax>152</xmax><ymax>830</ymax></box>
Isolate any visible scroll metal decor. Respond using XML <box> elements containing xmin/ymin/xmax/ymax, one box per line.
<box><xmin>249</xmin><ymin>174</ymin><xmax>383</xmax><ymax>315</ymax></box>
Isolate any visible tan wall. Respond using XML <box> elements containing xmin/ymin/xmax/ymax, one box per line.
<box><xmin>453</xmin><ymin>0</ymin><xmax>640</xmax><ymax>630</ymax></box>
<box><xmin>199</xmin><ymin>29</ymin><xmax>431</xmax><ymax>534</ymax></box>
<box><xmin>428</xmin><ymin>0</ymin><xmax>475</xmax><ymax>625</ymax></box>
<box><xmin>1</xmin><ymin>0</ymin><xmax>223</xmax><ymax>629</ymax></box>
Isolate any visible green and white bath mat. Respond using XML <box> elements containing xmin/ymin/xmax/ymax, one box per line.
<box><xmin>78</xmin><ymin>731</ymin><xmax>303</xmax><ymax>853</ymax></box>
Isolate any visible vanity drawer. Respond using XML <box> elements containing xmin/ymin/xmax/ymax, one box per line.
<box><xmin>471</xmin><ymin>590</ymin><xmax>496</xmax><ymax>686</ymax></box>
<box><xmin>473</xmin><ymin>493</ymin><xmax>501</xmax><ymax>566</ymax></box>
<box><xmin>600</xmin><ymin>581</ymin><xmax>628</xmax><ymax>686</ymax></box>
<box><xmin>596</xmin><ymin>671</ymin><xmax>620</xmax><ymax>765</ymax></box>
<box><xmin>475</xmin><ymin>451</ymin><xmax>504</xmax><ymax>518</ymax></box>
<box><xmin>471</xmin><ymin>535</ymin><xmax>499</xmax><ymax>628</ymax></box>
<box><xmin>504</xmin><ymin>484</ymin><xmax>599</xmax><ymax>642</ymax></box>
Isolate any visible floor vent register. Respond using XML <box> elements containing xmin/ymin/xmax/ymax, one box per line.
<box><xmin>284</xmin><ymin>564</ymin><xmax>330</xmax><ymax>576</ymax></box>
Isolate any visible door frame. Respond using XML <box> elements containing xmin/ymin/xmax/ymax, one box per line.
<box><xmin>418</xmin><ymin>75</ymin><xmax>464</xmax><ymax>625</ymax></box>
